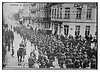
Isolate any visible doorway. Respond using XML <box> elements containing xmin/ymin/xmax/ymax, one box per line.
<box><xmin>64</xmin><ymin>25</ymin><xmax>69</xmax><ymax>36</ymax></box>
<box><xmin>54</xmin><ymin>24</ymin><xmax>58</xmax><ymax>35</ymax></box>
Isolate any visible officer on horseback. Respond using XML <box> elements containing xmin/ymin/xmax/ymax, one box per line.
<box><xmin>19</xmin><ymin>39</ymin><xmax>27</xmax><ymax>55</ymax></box>
<box><xmin>17</xmin><ymin>40</ymin><xmax>27</xmax><ymax>65</ymax></box>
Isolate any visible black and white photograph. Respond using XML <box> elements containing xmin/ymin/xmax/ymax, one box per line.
<box><xmin>2</xmin><ymin>2</ymin><xmax>98</xmax><ymax>70</ymax></box>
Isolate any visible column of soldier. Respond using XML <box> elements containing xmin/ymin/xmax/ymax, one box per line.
<box><xmin>13</xmin><ymin>26</ymin><xmax>97</xmax><ymax>69</ymax></box>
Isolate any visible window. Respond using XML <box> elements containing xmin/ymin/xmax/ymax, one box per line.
<box><xmin>52</xmin><ymin>9</ymin><xmax>54</xmax><ymax>18</ymax></box>
<box><xmin>60</xmin><ymin>8</ymin><xmax>62</xmax><ymax>19</ymax></box>
<box><xmin>75</xmin><ymin>26</ymin><xmax>80</xmax><ymax>36</ymax></box>
<box><xmin>76</xmin><ymin>8</ymin><xmax>82</xmax><ymax>19</ymax></box>
<box><xmin>44</xmin><ymin>23</ymin><xmax>46</xmax><ymax>28</ymax></box>
<box><xmin>47</xmin><ymin>23</ymin><xmax>49</xmax><ymax>29</ymax></box>
<box><xmin>64</xmin><ymin>25</ymin><xmax>69</xmax><ymax>36</ymax></box>
<box><xmin>64</xmin><ymin>8</ymin><xmax>70</xmax><ymax>19</ymax></box>
<box><xmin>86</xmin><ymin>9</ymin><xmax>92</xmax><ymax>19</ymax></box>
<box><xmin>48</xmin><ymin>8</ymin><xmax>51</xmax><ymax>18</ymax></box>
<box><xmin>49</xmin><ymin>23</ymin><xmax>50</xmax><ymax>29</ymax></box>
<box><xmin>45</xmin><ymin>10</ymin><xmax>46</xmax><ymax>17</ymax></box>
<box><xmin>95</xmin><ymin>25</ymin><xmax>97</xmax><ymax>35</ymax></box>
<box><xmin>54</xmin><ymin>24</ymin><xmax>58</xmax><ymax>35</ymax></box>
<box><xmin>85</xmin><ymin>26</ymin><xmax>90</xmax><ymax>36</ymax></box>
<box><xmin>44</xmin><ymin>23</ymin><xmax>50</xmax><ymax>29</ymax></box>
<box><xmin>47</xmin><ymin>9</ymin><xmax>49</xmax><ymax>18</ymax></box>
<box><xmin>57</xmin><ymin>8</ymin><xmax>59</xmax><ymax>19</ymax></box>
<box><xmin>45</xmin><ymin>23</ymin><xmax>47</xmax><ymax>29</ymax></box>
<box><xmin>29</xmin><ymin>19</ymin><xmax>31</xmax><ymax>24</ymax></box>
<box><xmin>45</xmin><ymin>9</ymin><xmax>47</xmax><ymax>18</ymax></box>
<box><xmin>59</xmin><ymin>24</ymin><xmax>61</xmax><ymax>35</ymax></box>
<box><xmin>54</xmin><ymin>9</ymin><xmax>56</xmax><ymax>19</ymax></box>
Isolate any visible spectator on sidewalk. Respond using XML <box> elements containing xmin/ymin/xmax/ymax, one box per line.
<box><xmin>11</xmin><ymin>47</ymin><xmax>14</xmax><ymax>57</ymax></box>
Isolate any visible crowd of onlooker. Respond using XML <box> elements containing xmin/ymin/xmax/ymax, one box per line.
<box><xmin>13</xmin><ymin>26</ymin><xmax>97</xmax><ymax>69</ymax></box>
<box><xmin>2</xmin><ymin>29</ymin><xmax>7</xmax><ymax>69</ymax></box>
<box><xmin>2</xmin><ymin>23</ymin><xmax>14</xmax><ymax>69</ymax></box>
<box><xmin>2</xmin><ymin>23</ymin><xmax>9</xmax><ymax>69</ymax></box>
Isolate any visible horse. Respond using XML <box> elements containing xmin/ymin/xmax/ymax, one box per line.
<box><xmin>17</xmin><ymin>48</ymin><xmax>26</xmax><ymax>65</ymax></box>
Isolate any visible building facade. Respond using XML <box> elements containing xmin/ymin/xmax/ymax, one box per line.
<box><xmin>43</xmin><ymin>3</ymin><xmax>52</xmax><ymax>30</ymax></box>
<box><xmin>18</xmin><ymin>3</ymin><xmax>31</xmax><ymax>26</ymax></box>
<box><xmin>29</xmin><ymin>3</ymin><xmax>47</xmax><ymax>30</ymax></box>
<box><xmin>18</xmin><ymin>3</ymin><xmax>97</xmax><ymax>37</ymax></box>
<box><xmin>51</xmin><ymin>3</ymin><xmax>97</xmax><ymax>37</ymax></box>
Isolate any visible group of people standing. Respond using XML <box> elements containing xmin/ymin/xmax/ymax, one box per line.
<box><xmin>13</xmin><ymin>25</ymin><xmax>97</xmax><ymax>69</ymax></box>
<box><xmin>2</xmin><ymin>23</ymin><xmax>14</xmax><ymax>69</ymax></box>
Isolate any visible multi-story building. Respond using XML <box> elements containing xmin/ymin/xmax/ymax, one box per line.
<box><xmin>18</xmin><ymin>9</ymin><xmax>23</xmax><ymax>24</ymax></box>
<box><xmin>36</xmin><ymin>3</ymin><xmax>47</xmax><ymax>29</ymax></box>
<box><xmin>43</xmin><ymin>3</ymin><xmax>51</xmax><ymax>30</ymax></box>
<box><xmin>18</xmin><ymin>3</ymin><xmax>31</xmax><ymax>26</ymax></box>
<box><xmin>18</xmin><ymin>9</ymin><xmax>23</xmax><ymax>19</ymax></box>
<box><xmin>51</xmin><ymin>3</ymin><xmax>97</xmax><ymax>37</ymax></box>
<box><xmin>22</xmin><ymin>3</ymin><xmax>31</xmax><ymax>26</ymax></box>
<box><xmin>29</xmin><ymin>3</ymin><xmax>47</xmax><ymax>29</ymax></box>
<box><xmin>29</xmin><ymin>3</ymin><xmax>37</xmax><ymax>28</ymax></box>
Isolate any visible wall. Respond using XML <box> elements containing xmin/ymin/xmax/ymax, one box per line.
<box><xmin>51</xmin><ymin>3</ymin><xmax>97</xmax><ymax>37</ymax></box>
<box><xmin>61</xmin><ymin>22</ymin><xmax>96</xmax><ymax>37</ymax></box>
<box><xmin>51</xmin><ymin>3</ymin><xmax>97</xmax><ymax>23</ymax></box>
<box><xmin>23</xmin><ymin>3</ymin><xmax>30</xmax><ymax>17</ymax></box>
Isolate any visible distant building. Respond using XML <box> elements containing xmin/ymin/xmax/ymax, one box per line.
<box><xmin>29</xmin><ymin>3</ymin><xmax>47</xmax><ymax>29</ymax></box>
<box><xmin>51</xmin><ymin>3</ymin><xmax>97</xmax><ymax>37</ymax></box>
<box><xmin>22</xmin><ymin>3</ymin><xmax>31</xmax><ymax>25</ymax></box>
<box><xmin>18</xmin><ymin>9</ymin><xmax>23</xmax><ymax>19</ymax></box>
<box><xmin>43</xmin><ymin>3</ymin><xmax>52</xmax><ymax>30</ymax></box>
<box><xmin>18</xmin><ymin>3</ymin><xmax>31</xmax><ymax>25</ymax></box>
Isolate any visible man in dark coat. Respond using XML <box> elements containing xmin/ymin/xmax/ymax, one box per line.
<box><xmin>9</xmin><ymin>30</ymin><xmax>14</xmax><ymax>48</ymax></box>
<box><xmin>28</xmin><ymin>53</ymin><xmax>36</xmax><ymax>68</ymax></box>
<box><xmin>11</xmin><ymin>47</ymin><xmax>14</xmax><ymax>57</ymax></box>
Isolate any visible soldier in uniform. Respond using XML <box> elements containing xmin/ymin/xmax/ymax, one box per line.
<box><xmin>9</xmin><ymin>30</ymin><xmax>14</xmax><ymax>48</ymax></box>
<box><xmin>74</xmin><ymin>58</ymin><xmax>81</xmax><ymax>68</ymax></box>
<box><xmin>11</xmin><ymin>47</ymin><xmax>14</xmax><ymax>57</ymax></box>
<box><xmin>5</xmin><ymin>27</ymin><xmax>10</xmax><ymax>51</ymax></box>
<box><xmin>28</xmin><ymin>53</ymin><xmax>36</xmax><ymax>68</ymax></box>
<box><xmin>90</xmin><ymin>55</ymin><xmax>97</xmax><ymax>69</ymax></box>
<box><xmin>19</xmin><ymin>40</ymin><xmax>27</xmax><ymax>55</ymax></box>
<box><xmin>82</xmin><ymin>52</ymin><xmax>91</xmax><ymax>68</ymax></box>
